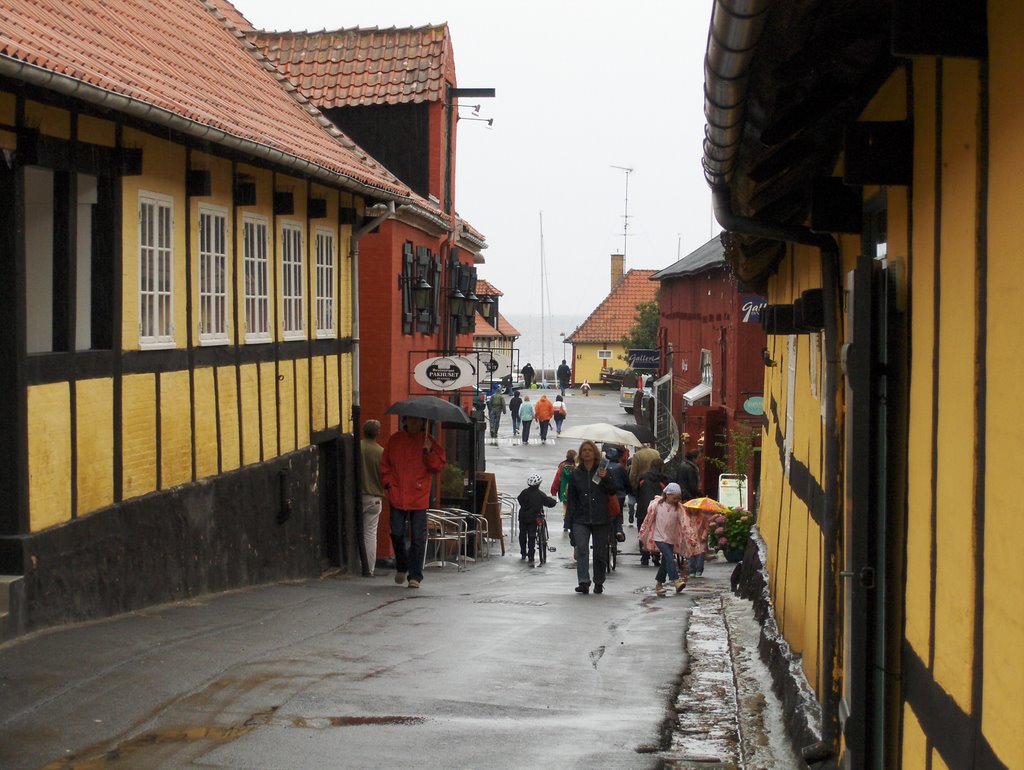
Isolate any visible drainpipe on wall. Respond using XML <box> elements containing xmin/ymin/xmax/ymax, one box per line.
<box><xmin>712</xmin><ymin>185</ymin><xmax>843</xmax><ymax>758</ymax></box>
<box><xmin>349</xmin><ymin>201</ymin><xmax>395</xmax><ymax>576</ymax></box>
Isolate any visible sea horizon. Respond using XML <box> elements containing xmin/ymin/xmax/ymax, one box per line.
<box><xmin>503</xmin><ymin>312</ymin><xmax>587</xmax><ymax>376</ymax></box>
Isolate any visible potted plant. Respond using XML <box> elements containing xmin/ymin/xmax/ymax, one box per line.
<box><xmin>440</xmin><ymin>463</ymin><xmax>466</xmax><ymax>505</ymax></box>
<box><xmin>707</xmin><ymin>507</ymin><xmax>753</xmax><ymax>562</ymax></box>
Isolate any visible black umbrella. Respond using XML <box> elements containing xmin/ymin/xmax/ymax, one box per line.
<box><xmin>615</xmin><ymin>423</ymin><xmax>656</xmax><ymax>445</ymax></box>
<box><xmin>385</xmin><ymin>395</ymin><xmax>471</xmax><ymax>425</ymax></box>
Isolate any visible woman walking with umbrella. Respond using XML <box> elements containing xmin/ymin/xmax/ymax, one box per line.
<box><xmin>566</xmin><ymin>440</ymin><xmax>616</xmax><ymax>594</ymax></box>
<box><xmin>380</xmin><ymin>412</ymin><xmax>448</xmax><ymax>589</ymax></box>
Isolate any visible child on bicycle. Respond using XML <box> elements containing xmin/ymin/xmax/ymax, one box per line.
<box><xmin>517</xmin><ymin>473</ymin><xmax>557</xmax><ymax>565</ymax></box>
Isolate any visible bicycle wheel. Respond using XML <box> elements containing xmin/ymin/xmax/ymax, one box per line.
<box><xmin>538</xmin><ymin>520</ymin><xmax>548</xmax><ymax>564</ymax></box>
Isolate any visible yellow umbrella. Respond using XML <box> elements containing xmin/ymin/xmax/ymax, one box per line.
<box><xmin>683</xmin><ymin>496</ymin><xmax>730</xmax><ymax>514</ymax></box>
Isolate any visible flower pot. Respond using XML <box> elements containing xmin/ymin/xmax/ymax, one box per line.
<box><xmin>724</xmin><ymin>546</ymin><xmax>746</xmax><ymax>563</ymax></box>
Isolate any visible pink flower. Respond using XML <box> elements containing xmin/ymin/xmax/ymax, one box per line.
<box><xmin>715</xmin><ymin>527</ymin><xmax>725</xmax><ymax>535</ymax></box>
<box><xmin>718</xmin><ymin>536</ymin><xmax>728</xmax><ymax>546</ymax></box>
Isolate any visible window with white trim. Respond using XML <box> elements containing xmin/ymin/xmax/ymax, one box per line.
<box><xmin>281</xmin><ymin>222</ymin><xmax>304</xmax><ymax>339</ymax></box>
<box><xmin>198</xmin><ymin>204</ymin><xmax>228</xmax><ymax>344</ymax></box>
<box><xmin>243</xmin><ymin>214</ymin><xmax>270</xmax><ymax>342</ymax></box>
<box><xmin>315</xmin><ymin>227</ymin><xmax>335</xmax><ymax>338</ymax></box>
<box><xmin>139</xmin><ymin>192</ymin><xmax>174</xmax><ymax>348</ymax></box>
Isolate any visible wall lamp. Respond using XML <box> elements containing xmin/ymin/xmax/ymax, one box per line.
<box><xmin>479</xmin><ymin>294</ymin><xmax>495</xmax><ymax>319</ymax></box>
<box><xmin>449</xmin><ymin>288</ymin><xmax>467</xmax><ymax>317</ymax></box>
<box><xmin>399</xmin><ymin>274</ymin><xmax>433</xmax><ymax>311</ymax></box>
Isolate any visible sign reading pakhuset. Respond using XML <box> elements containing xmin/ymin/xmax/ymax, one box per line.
<box><xmin>413</xmin><ymin>356</ymin><xmax>477</xmax><ymax>391</ymax></box>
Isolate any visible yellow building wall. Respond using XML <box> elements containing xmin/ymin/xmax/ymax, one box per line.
<box><xmin>311</xmin><ymin>355</ymin><xmax>326</xmax><ymax>433</ymax></box>
<box><xmin>980</xmin><ymin>3</ymin><xmax>1024</xmax><ymax>765</ymax></box>
<box><xmin>75</xmin><ymin>378</ymin><xmax>114</xmax><ymax>515</ymax></box>
<box><xmin>295</xmin><ymin>358</ymin><xmax>310</xmax><ymax>447</ymax></box>
<box><xmin>193</xmin><ymin>367</ymin><xmax>218</xmax><ymax>480</ymax></box>
<box><xmin>122</xmin><ymin>374</ymin><xmax>157</xmax><ymax>498</ymax></box>
<box><xmin>0</xmin><ymin>92</ymin><xmax>14</xmax><ymax>124</ymax></box>
<box><xmin>159</xmin><ymin>369</ymin><xmax>192</xmax><ymax>488</ymax></box>
<box><xmin>326</xmin><ymin>354</ymin><xmax>340</xmax><ymax>428</ymax></box>
<box><xmin>217</xmin><ymin>366</ymin><xmax>241</xmax><ymax>472</ymax></box>
<box><xmin>901</xmin><ymin>703</ymin><xmax>928</xmax><ymax>770</ymax></box>
<box><xmin>571</xmin><ymin>342</ymin><xmax>626</xmax><ymax>385</ymax></box>
<box><xmin>930</xmin><ymin>58</ymin><xmax>980</xmax><ymax>713</ymax></box>
<box><xmin>340</xmin><ymin>351</ymin><xmax>353</xmax><ymax>433</ymax></box>
<box><xmin>25</xmin><ymin>100</ymin><xmax>70</xmax><ymax>140</ymax></box>
<box><xmin>238</xmin><ymin>364</ymin><xmax>260</xmax><ymax>465</ymax></box>
<box><xmin>27</xmin><ymin>383</ymin><xmax>71</xmax><ymax>532</ymax></box>
<box><xmin>77</xmin><ymin>115</ymin><xmax>115</xmax><ymax>147</ymax></box>
<box><xmin>904</xmin><ymin>58</ymin><xmax>938</xmax><ymax>666</ymax></box>
<box><xmin>278</xmin><ymin>361</ymin><xmax>296</xmax><ymax>454</ymax></box>
<box><xmin>260</xmin><ymin>361</ymin><xmax>278</xmax><ymax>458</ymax></box>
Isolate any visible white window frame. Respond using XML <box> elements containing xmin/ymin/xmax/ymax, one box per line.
<box><xmin>315</xmin><ymin>226</ymin><xmax>336</xmax><ymax>338</ymax></box>
<box><xmin>138</xmin><ymin>191</ymin><xmax>175</xmax><ymax>349</ymax></box>
<box><xmin>281</xmin><ymin>221</ymin><xmax>305</xmax><ymax>340</ymax></box>
<box><xmin>597</xmin><ymin>349</ymin><xmax>613</xmax><ymax>359</ymax></box>
<box><xmin>198</xmin><ymin>203</ymin><xmax>229</xmax><ymax>345</ymax></box>
<box><xmin>243</xmin><ymin>214</ymin><xmax>271</xmax><ymax>343</ymax></box>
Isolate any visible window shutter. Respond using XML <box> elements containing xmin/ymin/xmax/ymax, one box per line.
<box><xmin>401</xmin><ymin>242</ymin><xmax>415</xmax><ymax>335</ymax></box>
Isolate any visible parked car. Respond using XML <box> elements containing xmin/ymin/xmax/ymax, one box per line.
<box><xmin>619</xmin><ymin>373</ymin><xmax>653</xmax><ymax>414</ymax></box>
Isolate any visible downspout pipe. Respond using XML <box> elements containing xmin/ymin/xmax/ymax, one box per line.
<box><xmin>349</xmin><ymin>201</ymin><xmax>395</xmax><ymax>576</ymax></box>
<box><xmin>712</xmin><ymin>185</ymin><xmax>843</xmax><ymax>757</ymax></box>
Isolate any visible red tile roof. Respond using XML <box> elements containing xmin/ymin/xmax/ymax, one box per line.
<box><xmin>251</xmin><ymin>25</ymin><xmax>455</xmax><ymax>108</ymax></box>
<box><xmin>0</xmin><ymin>0</ymin><xmax>409</xmax><ymax>198</ymax></box>
<box><xmin>472</xmin><ymin>315</ymin><xmax>502</xmax><ymax>338</ymax></box>
<box><xmin>475</xmin><ymin>279</ymin><xmax>503</xmax><ymax>297</ymax></box>
<box><xmin>495</xmin><ymin>313</ymin><xmax>520</xmax><ymax>338</ymax></box>
<box><xmin>566</xmin><ymin>270</ymin><xmax>659</xmax><ymax>344</ymax></box>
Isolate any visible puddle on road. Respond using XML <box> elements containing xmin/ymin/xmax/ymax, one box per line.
<box><xmin>291</xmin><ymin>715</ymin><xmax>427</xmax><ymax>728</ymax></box>
<box><xmin>473</xmin><ymin>597</ymin><xmax>548</xmax><ymax>607</ymax></box>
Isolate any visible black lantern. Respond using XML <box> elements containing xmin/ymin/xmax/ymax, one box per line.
<box><xmin>412</xmin><ymin>276</ymin><xmax>433</xmax><ymax>311</ymax></box>
<box><xmin>479</xmin><ymin>294</ymin><xmax>494</xmax><ymax>319</ymax></box>
<box><xmin>464</xmin><ymin>292</ymin><xmax>480</xmax><ymax>319</ymax></box>
<box><xmin>449</xmin><ymin>288</ymin><xmax>467</xmax><ymax>317</ymax></box>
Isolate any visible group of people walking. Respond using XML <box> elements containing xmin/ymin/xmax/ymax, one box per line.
<box><xmin>489</xmin><ymin>390</ymin><xmax>567</xmax><ymax>444</ymax></box>
<box><xmin>538</xmin><ymin>442</ymin><xmax>709</xmax><ymax>595</ymax></box>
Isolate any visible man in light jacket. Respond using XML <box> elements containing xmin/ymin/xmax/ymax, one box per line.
<box><xmin>381</xmin><ymin>416</ymin><xmax>446</xmax><ymax>588</ymax></box>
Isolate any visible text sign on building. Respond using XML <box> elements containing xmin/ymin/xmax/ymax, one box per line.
<box><xmin>628</xmin><ymin>349</ymin><xmax>660</xmax><ymax>370</ymax></box>
<box><xmin>413</xmin><ymin>356</ymin><xmax>477</xmax><ymax>391</ymax></box>
<box><xmin>478</xmin><ymin>350</ymin><xmax>512</xmax><ymax>381</ymax></box>
<box><xmin>741</xmin><ymin>295</ymin><xmax>768</xmax><ymax>323</ymax></box>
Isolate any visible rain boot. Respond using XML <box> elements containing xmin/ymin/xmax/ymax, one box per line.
<box><xmin>655</xmin><ymin>582</ymin><xmax>666</xmax><ymax>596</ymax></box>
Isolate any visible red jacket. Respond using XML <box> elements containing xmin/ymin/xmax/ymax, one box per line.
<box><xmin>380</xmin><ymin>430</ymin><xmax>447</xmax><ymax>510</ymax></box>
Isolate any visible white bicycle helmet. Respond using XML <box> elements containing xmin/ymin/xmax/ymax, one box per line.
<box><xmin>527</xmin><ymin>473</ymin><xmax>543</xmax><ymax>487</ymax></box>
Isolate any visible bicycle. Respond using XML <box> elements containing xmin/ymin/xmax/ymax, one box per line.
<box><xmin>536</xmin><ymin>515</ymin><xmax>549</xmax><ymax>565</ymax></box>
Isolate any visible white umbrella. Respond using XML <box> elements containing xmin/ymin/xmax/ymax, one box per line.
<box><xmin>558</xmin><ymin>422</ymin><xmax>641</xmax><ymax>447</ymax></box>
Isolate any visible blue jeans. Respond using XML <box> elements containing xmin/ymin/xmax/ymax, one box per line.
<box><xmin>554</xmin><ymin>416</ymin><xmax>564</xmax><ymax>434</ymax></box>
<box><xmin>687</xmin><ymin>553</ymin><xmax>705</xmax><ymax>575</ymax></box>
<box><xmin>655</xmin><ymin>542</ymin><xmax>679</xmax><ymax>583</ymax></box>
<box><xmin>572</xmin><ymin>522</ymin><xmax>609</xmax><ymax>587</ymax></box>
<box><xmin>390</xmin><ymin>508</ymin><xmax>426</xmax><ymax>582</ymax></box>
<box><xmin>538</xmin><ymin>420</ymin><xmax>550</xmax><ymax>441</ymax></box>
<box><xmin>488</xmin><ymin>410</ymin><xmax>502</xmax><ymax>437</ymax></box>
<box><xmin>511</xmin><ymin>414</ymin><xmax>522</xmax><ymax>434</ymax></box>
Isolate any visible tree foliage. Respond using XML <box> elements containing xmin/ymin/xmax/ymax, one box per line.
<box><xmin>621</xmin><ymin>291</ymin><xmax>660</xmax><ymax>351</ymax></box>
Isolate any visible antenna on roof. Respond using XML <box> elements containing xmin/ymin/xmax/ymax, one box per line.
<box><xmin>610</xmin><ymin>165</ymin><xmax>633</xmax><ymax>260</ymax></box>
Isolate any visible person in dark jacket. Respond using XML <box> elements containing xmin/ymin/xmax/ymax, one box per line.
<box><xmin>676</xmin><ymin>449</ymin><xmax>702</xmax><ymax>499</ymax></box>
<box><xmin>517</xmin><ymin>473</ymin><xmax>557</xmax><ymax>565</ymax></box>
<box><xmin>521</xmin><ymin>363</ymin><xmax>535</xmax><ymax>389</ymax></box>
<box><xmin>605</xmin><ymin>448</ymin><xmax>630</xmax><ymax>543</ymax></box>
<box><xmin>566</xmin><ymin>440</ymin><xmax>616</xmax><ymax>594</ymax></box>
<box><xmin>635</xmin><ymin>458</ymin><xmax>670</xmax><ymax>566</ymax></box>
<box><xmin>508</xmin><ymin>390</ymin><xmax>523</xmax><ymax>436</ymax></box>
<box><xmin>556</xmin><ymin>359</ymin><xmax>572</xmax><ymax>396</ymax></box>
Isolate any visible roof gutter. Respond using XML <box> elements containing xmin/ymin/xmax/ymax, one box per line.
<box><xmin>0</xmin><ymin>55</ymin><xmax>406</xmax><ymax>202</ymax></box>
<box><xmin>705</xmin><ymin>1</ymin><xmax>842</xmax><ymax>760</ymax></box>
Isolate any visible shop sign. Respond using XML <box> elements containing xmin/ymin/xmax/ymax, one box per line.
<box><xmin>743</xmin><ymin>396</ymin><xmax>765</xmax><ymax>416</ymax></box>
<box><xmin>413</xmin><ymin>356</ymin><xmax>477</xmax><ymax>391</ymax></box>
<box><xmin>628</xmin><ymin>348</ymin><xmax>660</xmax><ymax>370</ymax></box>
<box><xmin>741</xmin><ymin>295</ymin><xmax>768</xmax><ymax>323</ymax></box>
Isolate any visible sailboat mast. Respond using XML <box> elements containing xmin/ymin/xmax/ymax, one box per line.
<box><xmin>539</xmin><ymin>211</ymin><xmax>546</xmax><ymax>384</ymax></box>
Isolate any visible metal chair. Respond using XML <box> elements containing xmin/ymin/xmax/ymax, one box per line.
<box><xmin>445</xmin><ymin>507</ymin><xmax>490</xmax><ymax>561</ymax></box>
<box><xmin>498</xmin><ymin>492</ymin><xmax>518</xmax><ymax>541</ymax></box>
<box><xmin>423</xmin><ymin>509</ymin><xmax>467</xmax><ymax>571</ymax></box>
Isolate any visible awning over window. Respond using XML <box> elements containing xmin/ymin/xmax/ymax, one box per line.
<box><xmin>683</xmin><ymin>381</ymin><xmax>712</xmax><ymax>404</ymax></box>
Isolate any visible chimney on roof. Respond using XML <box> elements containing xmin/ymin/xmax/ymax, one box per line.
<box><xmin>610</xmin><ymin>253</ymin><xmax>624</xmax><ymax>290</ymax></box>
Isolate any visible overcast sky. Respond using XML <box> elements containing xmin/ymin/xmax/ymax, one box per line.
<box><xmin>236</xmin><ymin>0</ymin><xmax>716</xmax><ymax>314</ymax></box>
